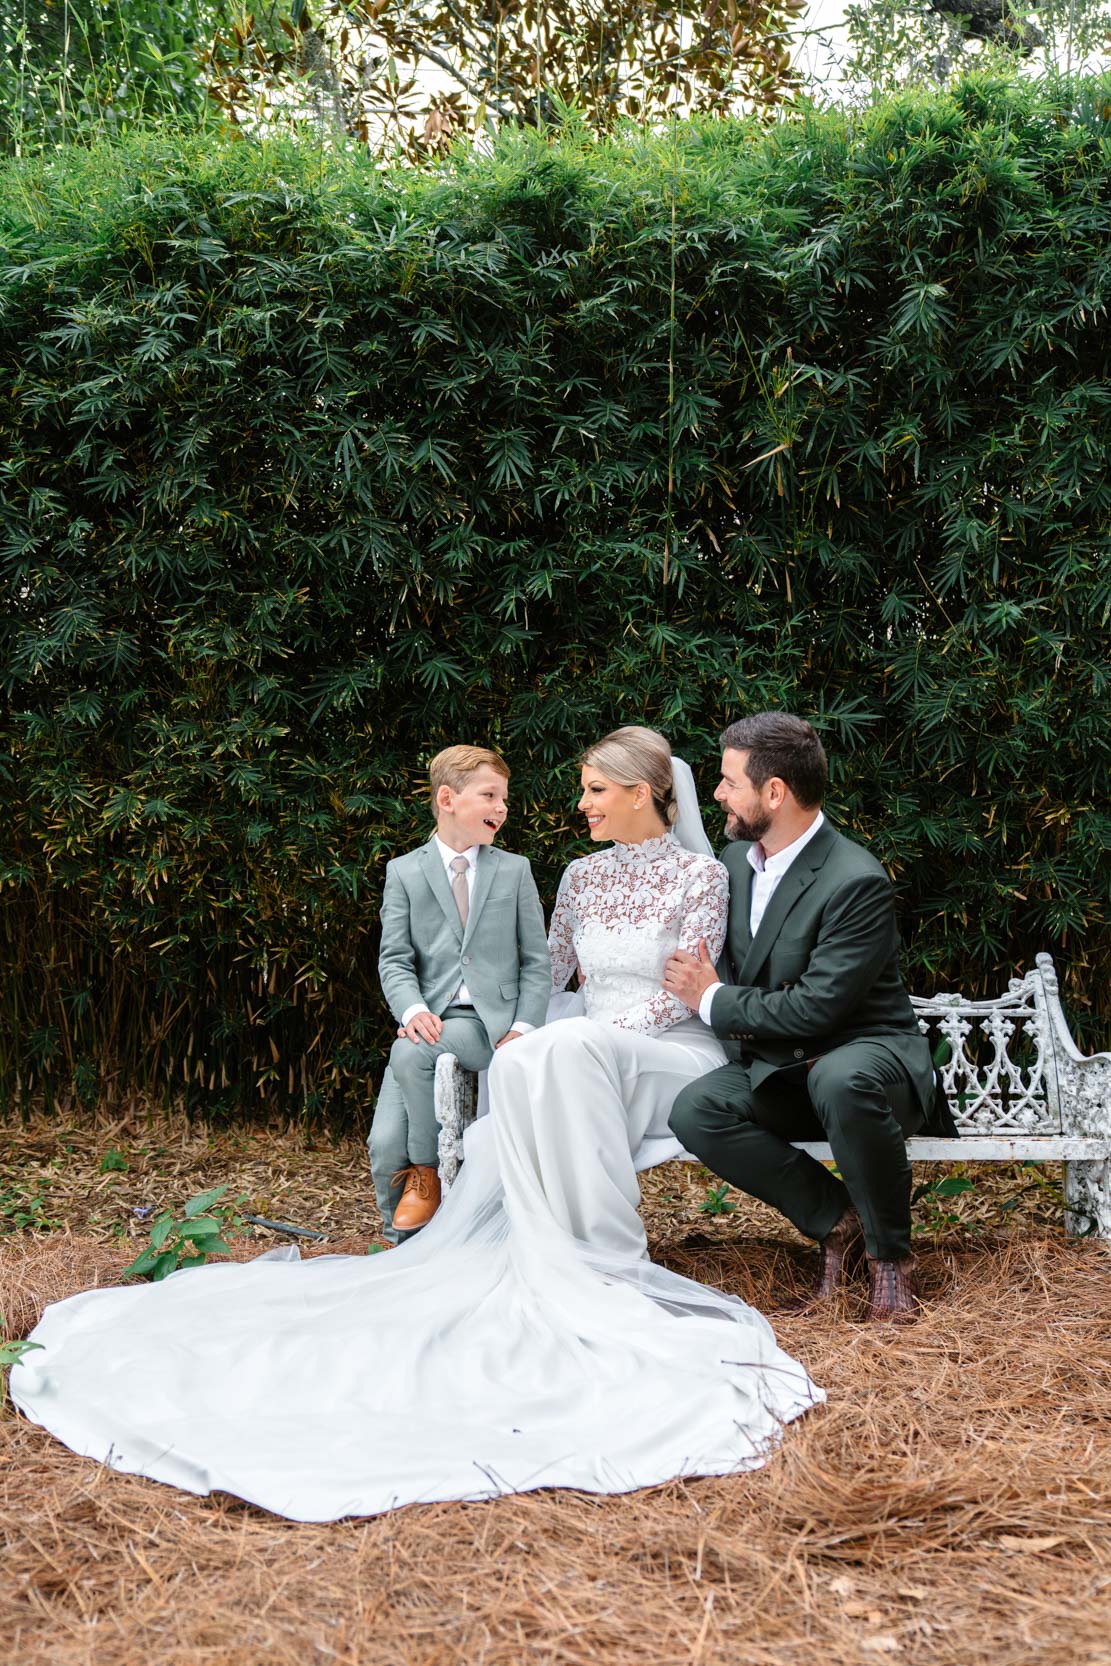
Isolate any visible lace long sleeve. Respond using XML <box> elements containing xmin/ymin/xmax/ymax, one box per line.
<box><xmin>610</xmin><ymin>860</ymin><xmax>730</xmax><ymax>1037</ymax></box>
<box><xmin>547</xmin><ymin>865</ymin><xmax>580</xmax><ymax>993</ymax></box>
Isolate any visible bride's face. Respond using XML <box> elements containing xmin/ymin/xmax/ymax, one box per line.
<box><xmin>579</xmin><ymin>766</ymin><xmax>648</xmax><ymax>844</ymax></box>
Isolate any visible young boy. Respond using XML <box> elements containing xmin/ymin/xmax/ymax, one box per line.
<box><xmin>369</xmin><ymin>745</ymin><xmax>551</xmax><ymax>1241</ymax></box>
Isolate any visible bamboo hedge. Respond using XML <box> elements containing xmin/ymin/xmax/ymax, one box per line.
<box><xmin>2</xmin><ymin>75</ymin><xmax>1109</xmax><ymax>1123</ymax></box>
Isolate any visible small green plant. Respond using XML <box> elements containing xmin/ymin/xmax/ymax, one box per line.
<box><xmin>0</xmin><ymin>1183</ymin><xmax>63</xmax><ymax>1234</ymax></box>
<box><xmin>121</xmin><ymin>1185</ymin><xmax>246</xmax><ymax>1282</ymax></box>
<box><xmin>0</xmin><ymin>1315</ymin><xmax>43</xmax><ymax>1407</ymax></box>
<box><xmin>914</xmin><ymin>1174</ymin><xmax>976</xmax><ymax>1202</ymax></box>
<box><xmin>698</xmin><ymin>1184</ymin><xmax>737</xmax><ymax>1216</ymax></box>
<box><xmin>912</xmin><ymin>1172</ymin><xmax>976</xmax><ymax>1234</ymax></box>
<box><xmin>99</xmin><ymin>1148</ymin><xmax>128</xmax><ymax>1173</ymax></box>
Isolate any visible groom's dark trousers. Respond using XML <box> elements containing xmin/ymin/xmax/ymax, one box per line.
<box><xmin>669</xmin><ymin>820</ymin><xmax>945</xmax><ymax>1262</ymax></box>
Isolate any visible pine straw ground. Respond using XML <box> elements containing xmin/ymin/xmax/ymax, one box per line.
<box><xmin>2</xmin><ymin>1115</ymin><xmax>1110</xmax><ymax>1666</ymax></box>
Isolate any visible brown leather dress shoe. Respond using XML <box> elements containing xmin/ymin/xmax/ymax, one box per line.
<box><xmin>391</xmin><ymin>1165</ymin><xmax>441</xmax><ymax>1233</ymax></box>
<box><xmin>782</xmin><ymin>1206</ymin><xmax>865</xmax><ymax>1311</ymax></box>
<box><xmin>865</xmin><ymin>1256</ymin><xmax>920</xmax><ymax>1323</ymax></box>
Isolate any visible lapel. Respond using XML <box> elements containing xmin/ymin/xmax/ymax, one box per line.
<box><xmin>737</xmin><ymin>820</ymin><xmax>838</xmax><ymax>986</ymax></box>
<box><xmin>727</xmin><ymin>852</ymin><xmax>754</xmax><ymax>971</ymax></box>
<box><xmin>419</xmin><ymin>839</ymin><xmax>464</xmax><ymax>942</ymax></box>
<box><xmin>462</xmin><ymin>843</ymin><xmax>499</xmax><ymax>949</ymax></box>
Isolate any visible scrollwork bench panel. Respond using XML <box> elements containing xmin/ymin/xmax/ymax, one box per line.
<box><xmin>429</xmin><ymin>954</ymin><xmax>1111</xmax><ymax>1238</ymax></box>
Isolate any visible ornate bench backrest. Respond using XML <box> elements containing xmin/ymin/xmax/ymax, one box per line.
<box><xmin>910</xmin><ymin>964</ymin><xmax>1058</xmax><ymax>1136</ymax></box>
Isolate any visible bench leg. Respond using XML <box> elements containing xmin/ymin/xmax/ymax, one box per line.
<box><xmin>1065</xmin><ymin>1159</ymin><xmax>1111</xmax><ymax>1239</ymax></box>
<box><xmin>434</xmin><ymin>1054</ymin><xmax>478</xmax><ymax>1191</ymax></box>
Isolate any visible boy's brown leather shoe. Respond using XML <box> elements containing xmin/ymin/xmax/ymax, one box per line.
<box><xmin>864</xmin><ymin>1256</ymin><xmax>920</xmax><ymax>1323</ymax></box>
<box><xmin>392</xmin><ymin>1165</ymin><xmax>441</xmax><ymax>1232</ymax></box>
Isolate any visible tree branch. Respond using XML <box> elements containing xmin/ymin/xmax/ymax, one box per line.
<box><xmin>407</xmin><ymin>38</ymin><xmax>517</xmax><ymax>118</ymax></box>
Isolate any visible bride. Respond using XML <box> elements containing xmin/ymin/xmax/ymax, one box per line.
<box><xmin>12</xmin><ymin>727</ymin><xmax>821</xmax><ymax>1522</ymax></box>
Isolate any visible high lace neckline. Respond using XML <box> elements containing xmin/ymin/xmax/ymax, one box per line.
<box><xmin>611</xmin><ymin>831</ymin><xmax>679</xmax><ymax>866</ymax></box>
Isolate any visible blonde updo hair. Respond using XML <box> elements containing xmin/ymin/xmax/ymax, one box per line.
<box><xmin>579</xmin><ymin>726</ymin><xmax>677</xmax><ymax>827</ymax></box>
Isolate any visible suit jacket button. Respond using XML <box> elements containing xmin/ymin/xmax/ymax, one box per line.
<box><xmin>793</xmin><ymin>1047</ymin><xmax>805</xmax><ymax>1059</ymax></box>
<box><xmin>461</xmin><ymin>955</ymin><xmax>471</xmax><ymax>966</ymax></box>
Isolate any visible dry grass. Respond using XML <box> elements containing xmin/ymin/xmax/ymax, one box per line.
<box><xmin>2</xmin><ymin>1115</ymin><xmax>1110</xmax><ymax>1666</ymax></box>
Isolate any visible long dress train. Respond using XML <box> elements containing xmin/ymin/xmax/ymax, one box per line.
<box><xmin>12</xmin><ymin>833</ymin><xmax>823</xmax><ymax>1522</ymax></box>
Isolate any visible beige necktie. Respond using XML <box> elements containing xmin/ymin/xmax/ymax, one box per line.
<box><xmin>449</xmin><ymin>855</ymin><xmax>470</xmax><ymax>927</ymax></box>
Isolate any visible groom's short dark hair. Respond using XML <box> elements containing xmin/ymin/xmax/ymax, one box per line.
<box><xmin>719</xmin><ymin>713</ymin><xmax>828</xmax><ymax>808</ymax></box>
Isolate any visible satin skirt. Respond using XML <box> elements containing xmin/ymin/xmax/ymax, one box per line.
<box><xmin>12</xmin><ymin>1017</ymin><xmax>823</xmax><ymax>1522</ymax></box>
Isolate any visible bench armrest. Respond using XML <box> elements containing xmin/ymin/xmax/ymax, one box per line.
<box><xmin>1037</xmin><ymin>955</ymin><xmax>1111</xmax><ymax>1137</ymax></box>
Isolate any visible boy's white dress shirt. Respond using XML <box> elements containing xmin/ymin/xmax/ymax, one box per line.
<box><xmin>400</xmin><ymin>837</ymin><xmax>535</xmax><ymax>1034</ymax></box>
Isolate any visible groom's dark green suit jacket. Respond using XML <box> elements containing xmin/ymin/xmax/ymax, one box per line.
<box><xmin>709</xmin><ymin>819</ymin><xmax>938</xmax><ymax>1117</ymax></box>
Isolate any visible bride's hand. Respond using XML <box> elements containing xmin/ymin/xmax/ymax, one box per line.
<box><xmin>663</xmin><ymin>940</ymin><xmax>718</xmax><ymax>1009</ymax></box>
<box><xmin>495</xmin><ymin>1030</ymin><xmax>524</xmax><ymax>1049</ymax></box>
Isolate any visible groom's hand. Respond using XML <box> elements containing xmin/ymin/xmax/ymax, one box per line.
<box><xmin>663</xmin><ymin>940</ymin><xmax>718</xmax><ymax>1009</ymax></box>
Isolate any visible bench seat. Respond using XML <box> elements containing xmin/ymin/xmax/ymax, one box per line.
<box><xmin>434</xmin><ymin>952</ymin><xmax>1111</xmax><ymax>1238</ymax></box>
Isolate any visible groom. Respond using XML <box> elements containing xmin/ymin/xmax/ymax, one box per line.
<box><xmin>665</xmin><ymin>712</ymin><xmax>947</xmax><ymax>1322</ymax></box>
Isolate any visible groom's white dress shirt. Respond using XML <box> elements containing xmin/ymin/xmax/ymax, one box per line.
<box><xmin>400</xmin><ymin>837</ymin><xmax>534</xmax><ymax>1034</ymax></box>
<box><xmin>697</xmin><ymin>811</ymin><xmax>825</xmax><ymax>1028</ymax></box>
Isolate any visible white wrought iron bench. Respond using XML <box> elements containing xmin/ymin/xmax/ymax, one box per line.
<box><xmin>434</xmin><ymin>953</ymin><xmax>1111</xmax><ymax>1238</ymax></box>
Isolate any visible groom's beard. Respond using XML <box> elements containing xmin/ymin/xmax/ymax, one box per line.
<box><xmin>724</xmin><ymin>808</ymin><xmax>773</xmax><ymax>844</ymax></box>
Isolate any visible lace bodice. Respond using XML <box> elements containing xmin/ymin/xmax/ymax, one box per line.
<box><xmin>548</xmin><ymin>832</ymin><xmax>729</xmax><ymax>1036</ymax></box>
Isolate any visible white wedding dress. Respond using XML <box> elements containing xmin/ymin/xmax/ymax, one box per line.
<box><xmin>13</xmin><ymin>832</ymin><xmax>822</xmax><ymax>1522</ymax></box>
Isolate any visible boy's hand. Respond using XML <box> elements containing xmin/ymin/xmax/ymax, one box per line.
<box><xmin>495</xmin><ymin>1030</ymin><xmax>524</xmax><ymax>1049</ymax></box>
<box><xmin>402</xmin><ymin>1012</ymin><xmax>443</xmax><ymax>1044</ymax></box>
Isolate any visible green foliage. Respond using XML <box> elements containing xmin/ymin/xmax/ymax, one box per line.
<box><xmin>996</xmin><ymin>1160</ymin><xmax>1064</xmax><ymax>1216</ymax></box>
<box><xmin>0</xmin><ymin>0</ymin><xmax>799</xmax><ymax>162</ymax></box>
<box><xmin>0</xmin><ymin>0</ymin><xmax>213</xmax><ymax>155</ymax></box>
<box><xmin>1</xmin><ymin>79</ymin><xmax>1109</xmax><ymax>1127</ymax></box>
<box><xmin>0</xmin><ymin>1315</ymin><xmax>43</xmax><ymax>1406</ymax></box>
<box><xmin>120</xmin><ymin>1184</ymin><xmax>246</xmax><ymax>1280</ymax></box>
<box><xmin>699</xmin><ymin>1184</ymin><xmax>738</xmax><ymax>1216</ymax></box>
<box><xmin>910</xmin><ymin>1163</ymin><xmax>1064</xmax><ymax>1232</ymax></box>
<box><xmin>840</xmin><ymin>0</ymin><xmax>1111</xmax><ymax>97</ymax></box>
<box><xmin>911</xmin><ymin>1170</ymin><xmax>976</xmax><ymax>1231</ymax></box>
<box><xmin>0</xmin><ymin>1182</ymin><xmax>62</xmax><ymax>1232</ymax></box>
<box><xmin>204</xmin><ymin>0</ymin><xmax>800</xmax><ymax>160</ymax></box>
<box><xmin>913</xmin><ymin>1172</ymin><xmax>974</xmax><ymax>1200</ymax></box>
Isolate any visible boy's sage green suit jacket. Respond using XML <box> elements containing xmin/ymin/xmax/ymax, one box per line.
<box><xmin>378</xmin><ymin>840</ymin><xmax>551</xmax><ymax>1043</ymax></box>
<box><xmin>710</xmin><ymin>820</ymin><xmax>936</xmax><ymax>1113</ymax></box>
